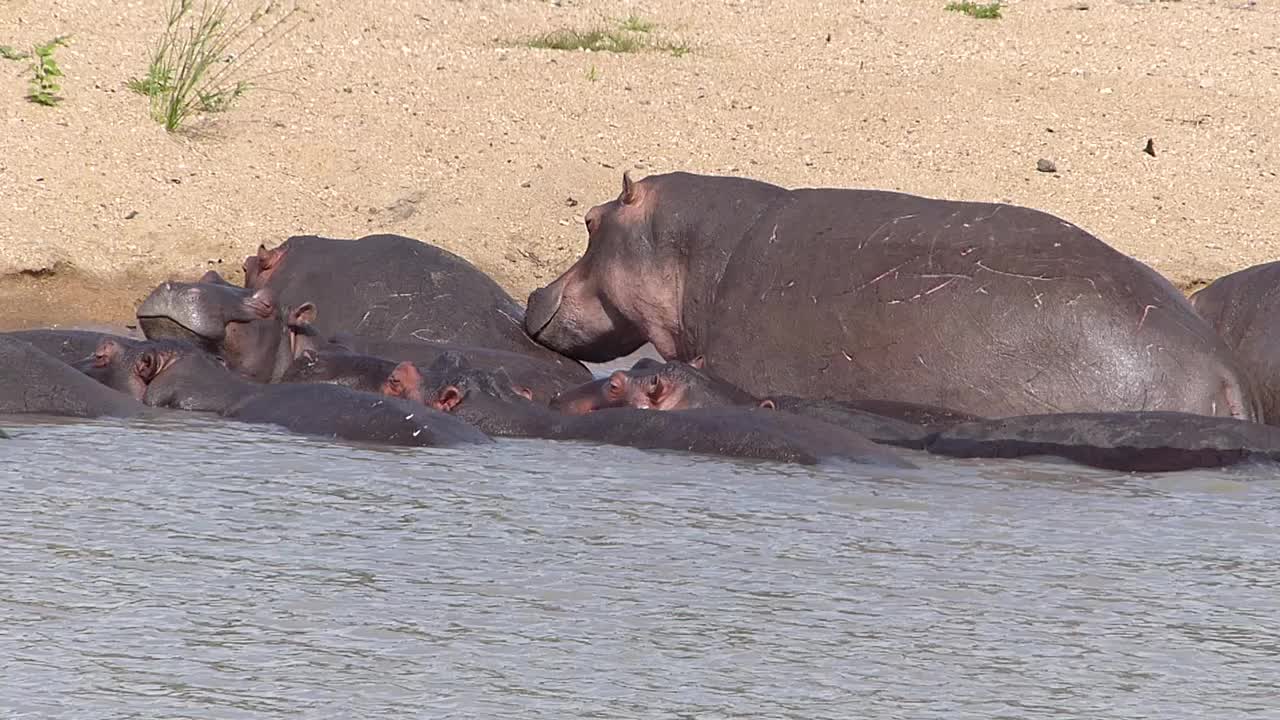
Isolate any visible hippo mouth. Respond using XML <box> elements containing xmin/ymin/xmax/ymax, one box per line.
<box><xmin>523</xmin><ymin>285</ymin><xmax>563</xmax><ymax>339</ymax></box>
<box><xmin>135</xmin><ymin>315</ymin><xmax>217</xmax><ymax>346</ymax></box>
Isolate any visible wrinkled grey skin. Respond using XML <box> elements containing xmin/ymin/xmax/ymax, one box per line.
<box><xmin>326</xmin><ymin>334</ymin><xmax>590</xmax><ymax>401</ymax></box>
<box><xmin>243</xmin><ymin>233</ymin><xmax>590</xmax><ymax>374</ymax></box>
<box><xmin>415</xmin><ymin>355</ymin><xmax>915</xmax><ymax>468</ymax></box>
<box><xmin>84</xmin><ymin>338</ymin><xmax>490</xmax><ymax>447</ymax></box>
<box><xmin>0</xmin><ymin>336</ymin><xmax>145</xmax><ymax>418</ymax></box>
<box><xmin>0</xmin><ymin>329</ymin><xmax>142</xmax><ymax>366</ymax></box>
<box><xmin>926</xmin><ymin>411</ymin><xmax>1280</xmax><ymax>473</ymax></box>
<box><xmin>135</xmin><ymin>273</ymin><xmax>308</xmax><ymax>383</ymax></box>
<box><xmin>550</xmin><ymin>358</ymin><xmax>975</xmax><ymax>449</ymax></box>
<box><xmin>1190</xmin><ymin>261</ymin><xmax>1280</xmax><ymax>426</ymax></box>
<box><xmin>526</xmin><ymin>171</ymin><xmax>1262</xmax><ymax>421</ymax></box>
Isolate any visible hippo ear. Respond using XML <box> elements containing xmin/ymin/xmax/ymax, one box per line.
<box><xmin>90</xmin><ymin>338</ymin><xmax>121</xmax><ymax>368</ymax></box>
<box><xmin>514</xmin><ymin>385</ymin><xmax>535</xmax><ymax>401</ymax></box>
<box><xmin>133</xmin><ymin>350</ymin><xmax>161</xmax><ymax>383</ymax></box>
<box><xmin>257</xmin><ymin>243</ymin><xmax>283</xmax><ymax>270</ymax></box>
<box><xmin>687</xmin><ymin>355</ymin><xmax>706</xmax><ymax>370</ymax></box>
<box><xmin>605</xmin><ymin>370</ymin><xmax>630</xmax><ymax>401</ymax></box>
<box><xmin>758</xmin><ymin>398</ymin><xmax>777</xmax><ymax>410</ymax></box>
<box><xmin>289</xmin><ymin>302</ymin><xmax>317</xmax><ymax>327</ymax></box>
<box><xmin>240</xmin><ymin>288</ymin><xmax>276</xmax><ymax>320</ymax></box>
<box><xmin>620</xmin><ymin>171</ymin><xmax>640</xmax><ymax>206</ymax></box>
<box><xmin>433</xmin><ymin>385</ymin><xmax>464</xmax><ymax>412</ymax></box>
<box><xmin>382</xmin><ymin>361</ymin><xmax>424</xmax><ymax>403</ymax></box>
<box><xmin>648</xmin><ymin>375</ymin><xmax>677</xmax><ymax>409</ymax></box>
<box><xmin>199</xmin><ymin>270</ymin><xmax>232</xmax><ymax>286</ymax></box>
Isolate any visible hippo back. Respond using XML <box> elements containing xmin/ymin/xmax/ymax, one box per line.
<box><xmin>257</xmin><ymin>234</ymin><xmax>547</xmax><ymax>357</ymax></box>
<box><xmin>700</xmin><ymin>187</ymin><xmax>1259</xmax><ymax>420</ymax></box>
<box><xmin>0</xmin><ymin>336</ymin><xmax>146</xmax><ymax>418</ymax></box>
<box><xmin>1190</xmin><ymin>260</ymin><xmax>1280</xmax><ymax>423</ymax></box>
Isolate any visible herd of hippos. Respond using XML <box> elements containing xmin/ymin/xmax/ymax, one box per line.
<box><xmin>4</xmin><ymin>170</ymin><xmax>1280</xmax><ymax>473</ymax></box>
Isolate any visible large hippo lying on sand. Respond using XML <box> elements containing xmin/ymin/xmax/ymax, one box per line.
<box><xmin>138</xmin><ymin>271</ymin><xmax>590</xmax><ymax>396</ymax></box>
<box><xmin>525</xmin><ymin>171</ymin><xmax>1260</xmax><ymax>421</ymax></box>
<box><xmin>1190</xmin><ymin>261</ymin><xmax>1280</xmax><ymax>425</ymax></box>
<box><xmin>244</xmin><ymin>233</ymin><xmax>587</xmax><ymax>374</ymax></box>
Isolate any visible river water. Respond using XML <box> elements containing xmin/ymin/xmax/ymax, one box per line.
<box><xmin>2</xmin><ymin>412</ymin><xmax>1278</xmax><ymax>719</ymax></box>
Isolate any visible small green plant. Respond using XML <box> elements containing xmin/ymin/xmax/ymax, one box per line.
<box><xmin>0</xmin><ymin>45</ymin><xmax>28</xmax><ymax>61</ymax></box>
<box><xmin>586</xmin><ymin>65</ymin><xmax>600</xmax><ymax>82</ymax></box>
<box><xmin>521</xmin><ymin>15</ymin><xmax>689</xmax><ymax>56</ymax></box>
<box><xmin>27</xmin><ymin>35</ymin><xmax>71</xmax><ymax>106</ymax></box>
<box><xmin>945</xmin><ymin>1</ymin><xmax>1002</xmax><ymax>19</ymax></box>
<box><xmin>619</xmin><ymin>14</ymin><xmax>656</xmax><ymax>33</ymax></box>
<box><xmin>128</xmin><ymin>0</ymin><xmax>300</xmax><ymax>132</ymax></box>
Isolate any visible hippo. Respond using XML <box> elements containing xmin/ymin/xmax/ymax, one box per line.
<box><xmin>525</xmin><ymin>171</ymin><xmax>1261</xmax><ymax>421</ymax></box>
<box><xmin>85</xmin><ymin>338</ymin><xmax>490</xmax><ymax>447</ymax></box>
<box><xmin>550</xmin><ymin>357</ymin><xmax>982</xmax><ymax>449</ymax></box>
<box><xmin>381</xmin><ymin>354</ymin><xmax>915</xmax><ymax>468</ymax></box>
<box><xmin>135</xmin><ymin>275</ymin><xmax>318</xmax><ymax>382</ymax></box>
<box><xmin>317</xmin><ymin>333</ymin><xmax>589</xmax><ymax>400</ymax></box>
<box><xmin>1189</xmin><ymin>261</ymin><xmax>1280</xmax><ymax>425</ymax></box>
<box><xmin>0</xmin><ymin>335</ymin><xmax>145</xmax><ymax>418</ymax></box>
<box><xmin>0</xmin><ymin>328</ymin><xmax>143</xmax><ymax>366</ymax></box>
<box><xmin>243</xmin><ymin>233</ymin><xmax>588</xmax><ymax>371</ymax></box>
<box><xmin>925</xmin><ymin>411</ymin><xmax>1280</xmax><ymax>472</ymax></box>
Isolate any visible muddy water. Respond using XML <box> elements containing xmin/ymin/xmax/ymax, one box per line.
<box><xmin>2</xmin><ymin>413</ymin><xmax>1278</xmax><ymax>719</ymax></box>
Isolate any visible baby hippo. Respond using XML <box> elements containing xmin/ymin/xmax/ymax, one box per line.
<box><xmin>550</xmin><ymin>357</ymin><xmax>979</xmax><ymax>449</ymax></box>
<box><xmin>80</xmin><ymin>338</ymin><xmax>490</xmax><ymax>448</ymax></box>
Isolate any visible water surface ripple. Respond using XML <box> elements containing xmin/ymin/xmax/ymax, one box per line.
<box><xmin>2</xmin><ymin>415</ymin><xmax>1277</xmax><ymax>719</ymax></box>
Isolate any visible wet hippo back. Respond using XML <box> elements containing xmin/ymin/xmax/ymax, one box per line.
<box><xmin>250</xmin><ymin>234</ymin><xmax>573</xmax><ymax>364</ymax></box>
<box><xmin>0</xmin><ymin>329</ymin><xmax>142</xmax><ymax>365</ymax></box>
<box><xmin>226</xmin><ymin>384</ymin><xmax>491</xmax><ymax>447</ymax></box>
<box><xmin>555</xmin><ymin>406</ymin><xmax>916</xmax><ymax>468</ymax></box>
<box><xmin>926</xmin><ymin>411</ymin><xmax>1280</xmax><ymax>472</ymax></box>
<box><xmin>334</xmin><ymin>335</ymin><xmax>590</xmax><ymax>400</ymax></box>
<box><xmin>0</xmin><ymin>336</ymin><xmax>145</xmax><ymax>418</ymax></box>
<box><xmin>1190</xmin><ymin>261</ymin><xmax>1280</xmax><ymax>425</ymax></box>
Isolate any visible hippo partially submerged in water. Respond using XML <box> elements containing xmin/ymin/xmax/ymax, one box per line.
<box><xmin>82</xmin><ymin>338</ymin><xmax>490</xmax><ymax>448</ymax></box>
<box><xmin>380</xmin><ymin>354</ymin><xmax>916</xmax><ymax>468</ymax></box>
<box><xmin>525</xmin><ymin>171</ymin><xmax>1261</xmax><ymax>422</ymax></box>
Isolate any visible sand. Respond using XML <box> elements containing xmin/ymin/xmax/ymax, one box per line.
<box><xmin>1</xmin><ymin>0</ymin><xmax>1276</xmax><ymax>331</ymax></box>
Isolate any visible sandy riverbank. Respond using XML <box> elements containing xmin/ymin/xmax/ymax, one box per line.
<box><xmin>1</xmin><ymin>0</ymin><xmax>1276</xmax><ymax>331</ymax></box>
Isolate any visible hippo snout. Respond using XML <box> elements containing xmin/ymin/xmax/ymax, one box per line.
<box><xmin>524</xmin><ymin>285</ymin><xmax>563</xmax><ymax>338</ymax></box>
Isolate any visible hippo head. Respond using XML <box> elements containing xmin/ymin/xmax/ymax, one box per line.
<box><xmin>380</xmin><ymin>352</ymin><xmax>534</xmax><ymax>422</ymax></box>
<box><xmin>78</xmin><ymin>337</ymin><xmax>226</xmax><ymax>405</ymax></box>
<box><xmin>242</xmin><ymin>243</ymin><xmax>287</xmax><ymax>290</ymax></box>
<box><xmin>549</xmin><ymin>357</ymin><xmax>721</xmax><ymax>414</ymax></box>
<box><xmin>136</xmin><ymin>278</ymin><xmax>314</xmax><ymax>382</ymax></box>
<box><xmin>524</xmin><ymin>172</ymin><xmax>687</xmax><ymax>362</ymax></box>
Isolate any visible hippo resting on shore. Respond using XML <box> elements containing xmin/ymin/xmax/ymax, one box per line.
<box><xmin>243</xmin><ymin>233</ymin><xmax>589</xmax><ymax>373</ymax></box>
<box><xmin>378</xmin><ymin>354</ymin><xmax>915</xmax><ymax>468</ymax></box>
<box><xmin>0</xmin><ymin>336</ymin><xmax>145</xmax><ymax>418</ymax></box>
<box><xmin>525</xmin><ymin>171</ymin><xmax>1261</xmax><ymax>422</ymax></box>
<box><xmin>82</xmin><ymin>338</ymin><xmax>489</xmax><ymax>448</ymax></box>
<box><xmin>136</xmin><ymin>271</ymin><xmax>589</xmax><ymax>397</ymax></box>
<box><xmin>1190</xmin><ymin>261</ymin><xmax>1280</xmax><ymax>425</ymax></box>
<box><xmin>925</xmin><ymin>412</ymin><xmax>1280</xmax><ymax>473</ymax></box>
<box><xmin>550</xmin><ymin>357</ymin><xmax>979</xmax><ymax>450</ymax></box>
